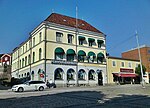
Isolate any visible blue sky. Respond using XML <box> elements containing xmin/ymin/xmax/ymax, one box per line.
<box><xmin>0</xmin><ymin>0</ymin><xmax>150</xmax><ymax>57</ymax></box>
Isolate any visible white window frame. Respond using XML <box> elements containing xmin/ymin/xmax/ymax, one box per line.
<box><xmin>112</xmin><ymin>61</ymin><xmax>116</xmax><ymax>67</ymax></box>
<box><xmin>128</xmin><ymin>62</ymin><xmax>132</xmax><ymax>68</ymax></box>
<box><xmin>39</xmin><ymin>32</ymin><xmax>42</xmax><ymax>42</ymax></box>
<box><xmin>121</xmin><ymin>62</ymin><xmax>125</xmax><ymax>67</ymax></box>
<box><xmin>56</xmin><ymin>32</ymin><xmax>63</xmax><ymax>42</ymax></box>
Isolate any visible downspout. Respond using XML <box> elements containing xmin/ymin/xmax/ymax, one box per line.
<box><xmin>44</xmin><ymin>24</ymin><xmax>47</xmax><ymax>82</ymax></box>
<box><xmin>29</xmin><ymin>36</ymin><xmax>32</xmax><ymax>78</ymax></box>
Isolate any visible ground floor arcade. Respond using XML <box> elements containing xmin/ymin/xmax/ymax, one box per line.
<box><xmin>11</xmin><ymin>61</ymin><xmax>107</xmax><ymax>87</ymax></box>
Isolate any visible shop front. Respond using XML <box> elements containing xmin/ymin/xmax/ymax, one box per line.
<box><xmin>112</xmin><ymin>68</ymin><xmax>139</xmax><ymax>84</ymax></box>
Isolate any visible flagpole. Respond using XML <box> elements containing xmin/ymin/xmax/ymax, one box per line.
<box><xmin>75</xmin><ymin>6</ymin><xmax>78</xmax><ymax>86</ymax></box>
<box><xmin>135</xmin><ymin>30</ymin><xmax>145</xmax><ymax>88</ymax></box>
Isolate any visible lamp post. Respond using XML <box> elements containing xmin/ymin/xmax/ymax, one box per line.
<box><xmin>135</xmin><ymin>31</ymin><xmax>145</xmax><ymax>88</ymax></box>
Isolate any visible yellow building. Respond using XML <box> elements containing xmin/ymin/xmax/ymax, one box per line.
<box><xmin>107</xmin><ymin>56</ymin><xmax>140</xmax><ymax>84</ymax></box>
<box><xmin>11</xmin><ymin>13</ymin><xmax>107</xmax><ymax>86</ymax></box>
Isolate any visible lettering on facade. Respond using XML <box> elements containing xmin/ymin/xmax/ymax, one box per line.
<box><xmin>120</xmin><ymin>68</ymin><xmax>133</xmax><ymax>73</ymax></box>
<box><xmin>51</xmin><ymin>60</ymin><xmax>77</xmax><ymax>65</ymax></box>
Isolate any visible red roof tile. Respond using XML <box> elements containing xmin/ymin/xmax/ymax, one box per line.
<box><xmin>45</xmin><ymin>13</ymin><xmax>102</xmax><ymax>33</ymax></box>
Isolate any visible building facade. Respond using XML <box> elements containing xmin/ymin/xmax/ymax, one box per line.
<box><xmin>11</xmin><ymin>13</ymin><xmax>107</xmax><ymax>87</ymax></box>
<box><xmin>107</xmin><ymin>56</ymin><xmax>140</xmax><ymax>84</ymax></box>
<box><xmin>122</xmin><ymin>45</ymin><xmax>150</xmax><ymax>83</ymax></box>
<box><xmin>0</xmin><ymin>54</ymin><xmax>11</xmax><ymax>80</ymax></box>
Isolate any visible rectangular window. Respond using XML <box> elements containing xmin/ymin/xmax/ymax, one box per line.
<box><xmin>121</xmin><ymin>62</ymin><xmax>124</xmax><ymax>67</ymax></box>
<box><xmin>56</xmin><ymin>32</ymin><xmax>63</xmax><ymax>42</ymax></box>
<box><xmin>29</xmin><ymin>40</ymin><xmax>31</xmax><ymax>48</ymax></box>
<box><xmin>68</xmin><ymin>34</ymin><xmax>73</xmax><ymax>44</ymax></box>
<box><xmin>88</xmin><ymin>38</ymin><xmax>95</xmax><ymax>47</ymax></box>
<box><xmin>39</xmin><ymin>32</ymin><xmax>42</xmax><ymax>42</ymax></box>
<box><xmin>112</xmin><ymin>61</ymin><xmax>116</xmax><ymax>67</ymax></box>
<box><xmin>97</xmin><ymin>40</ymin><xmax>104</xmax><ymax>48</ymax></box>
<box><xmin>89</xmin><ymin>41</ymin><xmax>93</xmax><ymax>47</ymax></box>
<box><xmin>79</xmin><ymin>40</ymin><xmax>84</xmax><ymax>45</ymax></box>
<box><xmin>26</xmin><ymin>44</ymin><xmax>27</xmax><ymax>51</ymax></box>
<box><xmin>98</xmin><ymin>43</ymin><xmax>101</xmax><ymax>48</ymax></box>
<box><xmin>148</xmin><ymin>50</ymin><xmax>150</xmax><ymax>54</ymax></box>
<box><xmin>33</xmin><ymin>37</ymin><xmax>35</xmax><ymax>46</ymax></box>
<box><xmin>20</xmin><ymin>48</ymin><xmax>22</xmax><ymax>55</ymax></box>
<box><xmin>129</xmin><ymin>62</ymin><xmax>132</xmax><ymax>68</ymax></box>
<box><xmin>136</xmin><ymin>63</ymin><xmax>138</xmax><ymax>67</ymax></box>
<box><xmin>23</xmin><ymin>46</ymin><xmax>24</xmax><ymax>53</ymax></box>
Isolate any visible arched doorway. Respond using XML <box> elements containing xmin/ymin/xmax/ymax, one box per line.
<box><xmin>97</xmin><ymin>70</ymin><xmax>103</xmax><ymax>85</ymax></box>
<box><xmin>78</xmin><ymin>69</ymin><xmax>86</xmax><ymax>80</ymax></box>
<box><xmin>88</xmin><ymin>69</ymin><xmax>95</xmax><ymax>80</ymax></box>
<box><xmin>67</xmin><ymin>68</ymin><xmax>75</xmax><ymax>80</ymax></box>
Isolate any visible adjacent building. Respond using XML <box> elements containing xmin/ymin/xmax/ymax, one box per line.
<box><xmin>122</xmin><ymin>45</ymin><xmax>150</xmax><ymax>83</ymax></box>
<box><xmin>0</xmin><ymin>54</ymin><xmax>11</xmax><ymax>80</ymax></box>
<box><xmin>107</xmin><ymin>56</ymin><xmax>140</xmax><ymax>84</ymax></box>
<box><xmin>11</xmin><ymin>13</ymin><xmax>107</xmax><ymax>87</ymax></box>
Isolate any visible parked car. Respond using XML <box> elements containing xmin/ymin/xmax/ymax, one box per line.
<box><xmin>11</xmin><ymin>80</ymin><xmax>47</xmax><ymax>92</ymax></box>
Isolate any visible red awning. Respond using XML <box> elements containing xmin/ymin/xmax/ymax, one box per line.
<box><xmin>113</xmin><ymin>73</ymin><xmax>137</xmax><ymax>78</ymax></box>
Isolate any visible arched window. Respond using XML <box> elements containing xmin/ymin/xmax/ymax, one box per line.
<box><xmin>39</xmin><ymin>48</ymin><xmax>42</xmax><ymax>60</ymax></box>
<box><xmin>78</xmin><ymin>69</ymin><xmax>86</xmax><ymax>80</ymax></box>
<box><xmin>78</xmin><ymin>50</ymin><xmax>86</xmax><ymax>62</ymax></box>
<box><xmin>33</xmin><ymin>52</ymin><xmax>35</xmax><ymax>63</ymax></box>
<box><xmin>24</xmin><ymin>73</ymin><xmax>26</xmax><ymax>77</ymax></box>
<box><xmin>67</xmin><ymin>69</ymin><xmax>75</xmax><ymax>80</ymax></box>
<box><xmin>89</xmin><ymin>70</ymin><xmax>95</xmax><ymax>80</ymax></box>
<box><xmin>88</xmin><ymin>51</ymin><xmax>96</xmax><ymax>63</ymax></box>
<box><xmin>54</xmin><ymin>68</ymin><xmax>64</xmax><ymax>80</ymax></box>
<box><xmin>97</xmin><ymin>53</ymin><xmax>104</xmax><ymax>63</ymax></box>
<box><xmin>66</xmin><ymin>49</ymin><xmax>75</xmax><ymax>61</ymax></box>
<box><xmin>55</xmin><ymin>47</ymin><xmax>64</xmax><ymax>60</ymax></box>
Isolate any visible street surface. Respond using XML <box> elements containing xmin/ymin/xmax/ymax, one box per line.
<box><xmin>0</xmin><ymin>84</ymin><xmax>150</xmax><ymax>108</ymax></box>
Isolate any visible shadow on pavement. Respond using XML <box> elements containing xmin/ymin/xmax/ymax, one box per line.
<box><xmin>0</xmin><ymin>91</ymin><xmax>104</xmax><ymax>108</ymax></box>
<box><xmin>97</xmin><ymin>94</ymin><xmax>150</xmax><ymax>108</ymax></box>
<box><xmin>0</xmin><ymin>91</ymin><xmax>150</xmax><ymax>108</ymax></box>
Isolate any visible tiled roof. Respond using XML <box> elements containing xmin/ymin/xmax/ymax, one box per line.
<box><xmin>45</xmin><ymin>13</ymin><xmax>102</xmax><ymax>33</ymax></box>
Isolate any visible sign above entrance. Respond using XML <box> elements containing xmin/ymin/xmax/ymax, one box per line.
<box><xmin>51</xmin><ymin>60</ymin><xmax>77</xmax><ymax>65</ymax></box>
<box><xmin>120</xmin><ymin>68</ymin><xmax>134</xmax><ymax>73</ymax></box>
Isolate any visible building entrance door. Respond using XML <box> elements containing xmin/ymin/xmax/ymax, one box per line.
<box><xmin>98</xmin><ymin>72</ymin><xmax>103</xmax><ymax>85</ymax></box>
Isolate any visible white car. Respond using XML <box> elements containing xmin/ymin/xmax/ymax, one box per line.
<box><xmin>12</xmin><ymin>81</ymin><xmax>47</xmax><ymax>92</ymax></box>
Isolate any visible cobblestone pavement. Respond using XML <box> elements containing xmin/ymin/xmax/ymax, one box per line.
<box><xmin>0</xmin><ymin>84</ymin><xmax>150</xmax><ymax>108</ymax></box>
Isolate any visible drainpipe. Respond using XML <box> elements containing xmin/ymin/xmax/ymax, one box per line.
<box><xmin>44</xmin><ymin>24</ymin><xmax>47</xmax><ymax>82</ymax></box>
